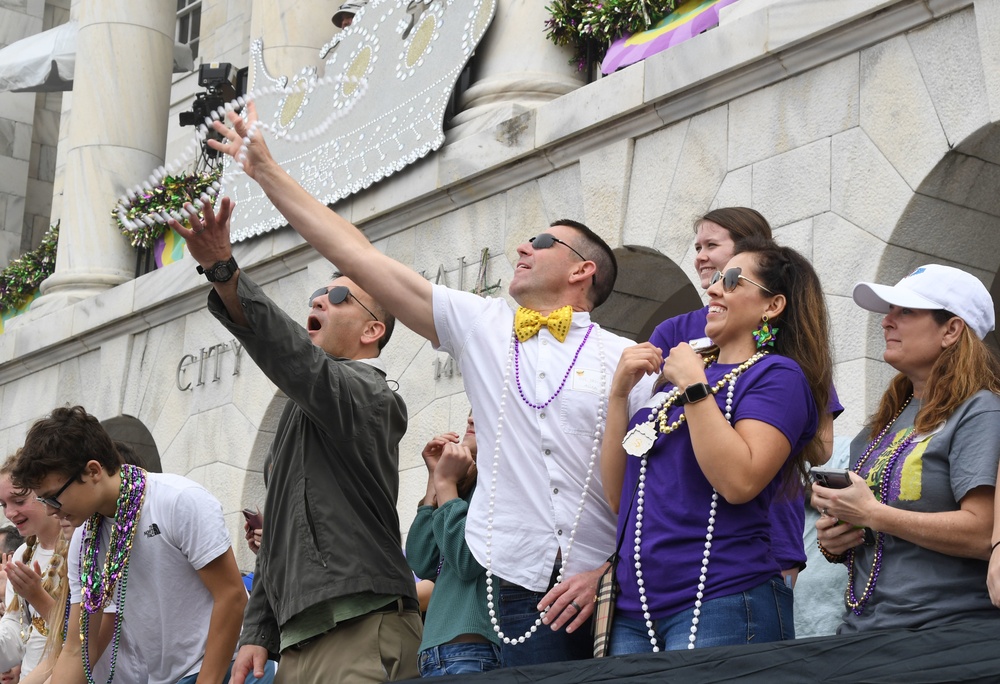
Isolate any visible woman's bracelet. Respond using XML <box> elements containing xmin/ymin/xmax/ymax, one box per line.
<box><xmin>817</xmin><ymin>539</ymin><xmax>846</xmax><ymax>564</ymax></box>
<box><xmin>991</xmin><ymin>540</ymin><xmax>1000</xmax><ymax>555</ymax></box>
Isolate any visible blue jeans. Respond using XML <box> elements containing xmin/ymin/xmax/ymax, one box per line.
<box><xmin>418</xmin><ymin>642</ymin><xmax>501</xmax><ymax>677</ymax></box>
<box><xmin>176</xmin><ymin>659</ymin><xmax>277</xmax><ymax>684</ymax></box>
<box><xmin>495</xmin><ymin>583</ymin><xmax>593</xmax><ymax>667</ymax></box>
<box><xmin>609</xmin><ymin>576</ymin><xmax>794</xmax><ymax>654</ymax></box>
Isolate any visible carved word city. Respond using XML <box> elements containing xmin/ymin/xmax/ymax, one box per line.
<box><xmin>175</xmin><ymin>247</ymin><xmax>501</xmax><ymax>391</ymax></box>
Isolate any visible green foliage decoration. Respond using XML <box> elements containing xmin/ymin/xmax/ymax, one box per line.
<box><xmin>0</xmin><ymin>221</ymin><xmax>59</xmax><ymax>313</ymax></box>
<box><xmin>544</xmin><ymin>0</ymin><xmax>680</xmax><ymax>69</ymax></box>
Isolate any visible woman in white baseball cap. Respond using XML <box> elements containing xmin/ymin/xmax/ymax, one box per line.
<box><xmin>812</xmin><ymin>264</ymin><xmax>1000</xmax><ymax>633</ymax></box>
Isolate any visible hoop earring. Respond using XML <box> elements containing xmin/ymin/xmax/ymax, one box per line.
<box><xmin>753</xmin><ymin>314</ymin><xmax>779</xmax><ymax>349</ymax></box>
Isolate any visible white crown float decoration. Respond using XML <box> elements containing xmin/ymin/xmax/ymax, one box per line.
<box><xmin>114</xmin><ymin>0</ymin><xmax>497</xmax><ymax>243</ymax></box>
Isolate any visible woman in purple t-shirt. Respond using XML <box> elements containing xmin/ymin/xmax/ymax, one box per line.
<box><xmin>602</xmin><ymin>238</ymin><xmax>833</xmax><ymax>653</ymax></box>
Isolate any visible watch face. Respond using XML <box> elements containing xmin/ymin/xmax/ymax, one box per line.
<box><xmin>212</xmin><ymin>263</ymin><xmax>232</xmax><ymax>281</ymax></box>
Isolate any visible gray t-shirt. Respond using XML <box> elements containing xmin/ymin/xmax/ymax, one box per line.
<box><xmin>839</xmin><ymin>390</ymin><xmax>1000</xmax><ymax>633</ymax></box>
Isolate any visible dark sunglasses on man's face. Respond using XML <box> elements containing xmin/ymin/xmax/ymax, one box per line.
<box><xmin>709</xmin><ymin>267</ymin><xmax>775</xmax><ymax>295</ymax></box>
<box><xmin>529</xmin><ymin>233</ymin><xmax>587</xmax><ymax>262</ymax></box>
<box><xmin>309</xmin><ymin>286</ymin><xmax>379</xmax><ymax>321</ymax></box>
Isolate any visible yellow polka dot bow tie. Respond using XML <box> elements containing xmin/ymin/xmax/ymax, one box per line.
<box><xmin>514</xmin><ymin>305</ymin><xmax>574</xmax><ymax>343</ymax></box>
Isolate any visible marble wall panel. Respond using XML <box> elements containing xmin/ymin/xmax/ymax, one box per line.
<box><xmin>623</xmin><ymin>126</ymin><xmax>689</xmax><ymax>258</ymax></box>
<box><xmin>830</xmin><ymin>128</ymin><xmax>913</xmax><ymax>242</ymax></box>
<box><xmin>752</xmin><ymin>137</ymin><xmax>830</xmax><ymax>228</ymax></box>
<box><xmin>579</xmin><ymin>139</ymin><xmax>634</xmax><ymax>244</ymax></box>
<box><xmin>812</xmin><ymin>212</ymin><xmax>888</xmax><ymax>297</ymax></box>
<box><xmin>0</xmin><ymin>157</ymin><xmax>28</xmax><ymax>196</ymax></box>
<box><xmin>892</xmin><ymin>194</ymin><xmax>1000</xmax><ymax>272</ymax></box>
<box><xmin>0</xmin><ymin>365</ymin><xmax>59</xmax><ymax>430</ymax></box>
<box><xmin>974</xmin><ymin>0</ymin><xmax>1000</xmax><ymax>121</ymax></box>
<box><xmin>123</xmin><ymin>323</ymin><xmax>190</xmax><ymax>456</ymax></box>
<box><xmin>908</xmin><ymin>8</ymin><xmax>991</xmax><ymax>148</ymax></box>
<box><xmin>535</xmin><ymin>62</ymin><xmax>646</xmax><ymax>148</ymax></box>
<box><xmin>503</xmin><ymin>179</ymin><xmax>550</xmax><ymax>258</ymax></box>
<box><xmin>536</xmin><ymin>164</ymin><xmax>584</xmax><ymax>233</ymax></box>
<box><xmin>438</xmin><ymin>110</ymin><xmax>538</xmax><ymax>187</ymax></box>
<box><xmin>729</xmin><ymin>53</ymin><xmax>860</xmax><ymax>169</ymax></box>
<box><xmin>651</xmin><ymin>106</ymin><xmax>729</xmax><ymax>264</ymax></box>
<box><xmin>710</xmin><ymin>166</ymin><xmax>753</xmax><ymax>210</ymax></box>
<box><xmin>859</xmin><ymin>35</ymin><xmax>950</xmax><ymax>190</ymax></box>
<box><xmin>771</xmin><ymin>216</ymin><xmax>813</xmax><ymax>259</ymax></box>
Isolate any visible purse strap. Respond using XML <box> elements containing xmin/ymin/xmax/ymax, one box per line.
<box><xmin>606</xmin><ymin>474</ymin><xmax>642</xmax><ymax>568</ymax></box>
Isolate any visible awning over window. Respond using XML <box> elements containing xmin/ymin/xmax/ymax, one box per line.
<box><xmin>0</xmin><ymin>21</ymin><xmax>194</xmax><ymax>94</ymax></box>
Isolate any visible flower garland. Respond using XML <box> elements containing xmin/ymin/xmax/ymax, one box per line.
<box><xmin>0</xmin><ymin>222</ymin><xmax>58</xmax><ymax>314</ymax></box>
<box><xmin>544</xmin><ymin>0</ymin><xmax>680</xmax><ymax>70</ymax></box>
<box><xmin>112</xmin><ymin>168</ymin><xmax>222</xmax><ymax>251</ymax></box>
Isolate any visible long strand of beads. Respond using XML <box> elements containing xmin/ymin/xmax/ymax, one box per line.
<box><xmin>486</xmin><ymin>327</ymin><xmax>606</xmax><ymax>644</ymax></box>
<box><xmin>630</xmin><ymin>352</ymin><xmax>765</xmax><ymax>651</ymax></box>
<box><xmin>844</xmin><ymin>399</ymin><xmax>914</xmax><ymax>616</ymax></box>
<box><xmin>79</xmin><ymin>465</ymin><xmax>147</xmax><ymax>684</ymax></box>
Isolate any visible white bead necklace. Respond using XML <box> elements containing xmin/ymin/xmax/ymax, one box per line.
<box><xmin>631</xmin><ymin>351</ymin><xmax>766</xmax><ymax>651</ymax></box>
<box><xmin>485</xmin><ymin>326</ymin><xmax>607</xmax><ymax>644</ymax></box>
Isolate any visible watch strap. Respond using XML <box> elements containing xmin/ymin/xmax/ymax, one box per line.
<box><xmin>679</xmin><ymin>382</ymin><xmax>712</xmax><ymax>406</ymax></box>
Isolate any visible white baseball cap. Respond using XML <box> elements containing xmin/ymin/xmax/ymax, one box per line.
<box><xmin>853</xmin><ymin>264</ymin><xmax>995</xmax><ymax>339</ymax></box>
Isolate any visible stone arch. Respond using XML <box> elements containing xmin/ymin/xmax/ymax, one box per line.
<box><xmin>234</xmin><ymin>391</ymin><xmax>288</xmax><ymax>570</ymax></box>
<box><xmin>592</xmin><ymin>245</ymin><xmax>701</xmax><ymax>342</ymax></box>
<box><xmin>101</xmin><ymin>415</ymin><xmax>162</xmax><ymax>473</ymax></box>
<box><xmin>860</xmin><ymin>121</ymin><xmax>1000</xmax><ymax>417</ymax></box>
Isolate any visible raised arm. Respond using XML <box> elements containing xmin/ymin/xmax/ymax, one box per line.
<box><xmin>206</xmin><ymin>103</ymin><xmax>438</xmax><ymax>345</ymax></box>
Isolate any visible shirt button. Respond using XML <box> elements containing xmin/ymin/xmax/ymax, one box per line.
<box><xmin>540</xmin><ymin>412</ymin><xmax>546</xmax><ymax>419</ymax></box>
<box><xmin>557</xmin><ymin>529</ymin><xmax>563</xmax><ymax>536</ymax></box>
<box><xmin>539</xmin><ymin>372</ymin><xmax>546</xmax><ymax>379</ymax></box>
<box><xmin>544</xmin><ymin>449</ymin><xmax>551</xmax><ymax>456</ymax></box>
<box><xmin>553</xmin><ymin>488</ymin><xmax>559</xmax><ymax>494</ymax></box>
<box><xmin>542</xmin><ymin>340</ymin><xmax>549</xmax><ymax>345</ymax></box>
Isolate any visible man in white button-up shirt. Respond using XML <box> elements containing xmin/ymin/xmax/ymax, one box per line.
<box><xmin>206</xmin><ymin>105</ymin><xmax>653</xmax><ymax>667</ymax></box>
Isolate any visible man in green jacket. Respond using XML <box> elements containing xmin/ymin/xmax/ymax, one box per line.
<box><xmin>173</xmin><ymin>198</ymin><xmax>421</xmax><ymax>684</ymax></box>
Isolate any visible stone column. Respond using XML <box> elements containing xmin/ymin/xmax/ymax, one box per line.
<box><xmin>450</xmin><ymin>0</ymin><xmax>585</xmax><ymax>129</ymax></box>
<box><xmin>250</xmin><ymin>0</ymin><xmax>333</xmax><ymax>88</ymax></box>
<box><xmin>36</xmin><ymin>0</ymin><xmax>176</xmax><ymax>306</ymax></box>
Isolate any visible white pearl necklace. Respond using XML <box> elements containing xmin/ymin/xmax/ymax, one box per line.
<box><xmin>485</xmin><ymin>326</ymin><xmax>607</xmax><ymax>644</ymax></box>
<box><xmin>632</xmin><ymin>352</ymin><xmax>766</xmax><ymax>651</ymax></box>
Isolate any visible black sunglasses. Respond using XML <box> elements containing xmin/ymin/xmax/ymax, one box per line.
<box><xmin>529</xmin><ymin>233</ymin><xmax>587</xmax><ymax>262</ymax></box>
<box><xmin>710</xmin><ymin>267</ymin><xmax>775</xmax><ymax>295</ymax></box>
<box><xmin>309</xmin><ymin>286</ymin><xmax>379</xmax><ymax>321</ymax></box>
<box><xmin>36</xmin><ymin>469</ymin><xmax>84</xmax><ymax>509</ymax></box>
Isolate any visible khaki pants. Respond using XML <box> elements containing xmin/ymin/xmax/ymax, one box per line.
<box><xmin>275</xmin><ymin>608</ymin><xmax>422</xmax><ymax>684</ymax></box>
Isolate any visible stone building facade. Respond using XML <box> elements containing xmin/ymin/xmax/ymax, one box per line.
<box><xmin>0</xmin><ymin>0</ymin><xmax>999</xmax><ymax>578</ymax></box>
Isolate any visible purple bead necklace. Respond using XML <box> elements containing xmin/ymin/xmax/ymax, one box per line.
<box><xmin>514</xmin><ymin>324</ymin><xmax>593</xmax><ymax>409</ymax></box>
<box><xmin>845</xmin><ymin>397</ymin><xmax>913</xmax><ymax>616</ymax></box>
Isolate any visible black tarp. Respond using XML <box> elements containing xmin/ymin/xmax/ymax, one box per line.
<box><xmin>402</xmin><ymin>618</ymin><xmax>1000</xmax><ymax>683</ymax></box>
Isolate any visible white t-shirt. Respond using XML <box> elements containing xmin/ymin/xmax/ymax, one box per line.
<box><xmin>68</xmin><ymin>472</ymin><xmax>232</xmax><ymax>684</ymax></box>
<box><xmin>433</xmin><ymin>285</ymin><xmax>654</xmax><ymax>591</ymax></box>
<box><xmin>0</xmin><ymin>543</ymin><xmax>57</xmax><ymax>676</ymax></box>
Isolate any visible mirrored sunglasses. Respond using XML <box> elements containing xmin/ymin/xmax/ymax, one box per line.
<box><xmin>709</xmin><ymin>267</ymin><xmax>775</xmax><ymax>295</ymax></box>
<box><xmin>309</xmin><ymin>285</ymin><xmax>379</xmax><ymax>321</ymax></box>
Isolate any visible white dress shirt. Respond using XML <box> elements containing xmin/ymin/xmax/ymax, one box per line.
<box><xmin>433</xmin><ymin>285</ymin><xmax>653</xmax><ymax>592</ymax></box>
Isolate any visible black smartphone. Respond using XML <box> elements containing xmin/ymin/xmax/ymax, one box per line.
<box><xmin>810</xmin><ymin>466</ymin><xmax>853</xmax><ymax>489</ymax></box>
<box><xmin>242</xmin><ymin>507</ymin><xmax>263</xmax><ymax>529</ymax></box>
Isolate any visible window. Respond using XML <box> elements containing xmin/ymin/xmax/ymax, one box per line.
<box><xmin>177</xmin><ymin>0</ymin><xmax>202</xmax><ymax>60</ymax></box>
